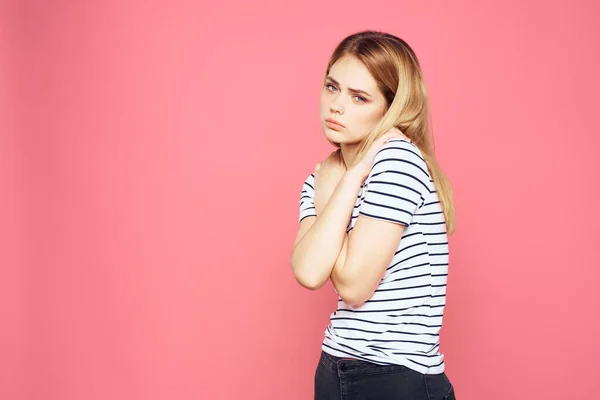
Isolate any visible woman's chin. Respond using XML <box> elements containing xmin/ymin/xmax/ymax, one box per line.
<box><xmin>324</xmin><ymin>131</ymin><xmax>362</xmax><ymax>147</ymax></box>
<box><xmin>323</xmin><ymin>128</ymin><xmax>345</xmax><ymax>143</ymax></box>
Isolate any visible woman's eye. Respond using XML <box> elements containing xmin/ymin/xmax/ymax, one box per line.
<box><xmin>354</xmin><ymin>95</ymin><xmax>366</xmax><ymax>103</ymax></box>
<box><xmin>325</xmin><ymin>84</ymin><xmax>337</xmax><ymax>92</ymax></box>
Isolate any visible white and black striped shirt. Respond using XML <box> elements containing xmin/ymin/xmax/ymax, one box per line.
<box><xmin>298</xmin><ymin>138</ymin><xmax>450</xmax><ymax>374</ymax></box>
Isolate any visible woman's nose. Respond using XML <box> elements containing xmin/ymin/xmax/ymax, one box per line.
<box><xmin>330</xmin><ymin>100</ymin><xmax>344</xmax><ymax>114</ymax></box>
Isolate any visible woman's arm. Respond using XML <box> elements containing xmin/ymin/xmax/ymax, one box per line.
<box><xmin>290</xmin><ymin>167</ymin><xmax>364</xmax><ymax>290</ymax></box>
<box><xmin>330</xmin><ymin>218</ymin><xmax>405</xmax><ymax>307</ymax></box>
<box><xmin>291</xmin><ymin>130</ymin><xmax>407</xmax><ymax>292</ymax></box>
<box><xmin>330</xmin><ymin>138</ymin><xmax>428</xmax><ymax>307</ymax></box>
<box><xmin>330</xmin><ymin>233</ymin><xmax>349</xmax><ymax>294</ymax></box>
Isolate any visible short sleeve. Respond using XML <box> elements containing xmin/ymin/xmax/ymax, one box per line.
<box><xmin>298</xmin><ymin>173</ymin><xmax>317</xmax><ymax>223</ymax></box>
<box><xmin>359</xmin><ymin>139</ymin><xmax>430</xmax><ymax>226</ymax></box>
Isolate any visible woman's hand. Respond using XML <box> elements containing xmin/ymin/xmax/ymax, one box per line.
<box><xmin>314</xmin><ymin>149</ymin><xmax>347</xmax><ymax>215</ymax></box>
<box><xmin>350</xmin><ymin>127</ymin><xmax>409</xmax><ymax>182</ymax></box>
<box><xmin>313</xmin><ymin>128</ymin><xmax>409</xmax><ymax>214</ymax></box>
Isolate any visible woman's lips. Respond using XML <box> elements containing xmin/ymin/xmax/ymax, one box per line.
<box><xmin>325</xmin><ymin>119</ymin><xmax>345</xmax><ymax>131</ymax></box>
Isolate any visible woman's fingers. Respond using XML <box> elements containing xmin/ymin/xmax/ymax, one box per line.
<box><xmin>359</xmin><ymin>128</ymin><xmax>408</xmax><ymax>170</ymax></box>
<box><xmin>368</xmin><ymin>130</ymin><xmax>404</xmax><ymax>155</ymax></box>
<box><xmin>387</xmin><ymin>127</ymin><xmax>410</xmax><ymax>142</ymax></box>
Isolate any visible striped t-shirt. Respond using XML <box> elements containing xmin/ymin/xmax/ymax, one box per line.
<box><xmin>298</xmin><ymin>138</ymin><xmax>450</xmax><ymax>375</ymax></box>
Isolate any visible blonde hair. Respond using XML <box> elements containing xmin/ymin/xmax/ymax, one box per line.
<box><xmin>324</xmin><ymin>31</ymin><xmax>455</xmax><ymax>234</ymax></box>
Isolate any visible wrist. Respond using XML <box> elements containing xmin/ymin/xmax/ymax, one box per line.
<box><xmin>345</xmin><ymin>166</ymin><xmax>368</xmax><ymax>184</ymax></box>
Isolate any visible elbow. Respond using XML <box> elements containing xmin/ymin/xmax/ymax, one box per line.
<box><xmin>290</xmin><ymin>258</ymin><xmax>327</xmax><ymax>290</ymax></box>
<box><xmin>295</xmin><ymin>273</ymin><xmax>326</xmax><ymax>290</ymax></box>
<box><xmin>337</xmin><ymin>286</ymin><xmax>369</xmax><ymax>308</ymax></box>
<box><xmin>331</xmin><ymin>267</ymin><xmax>370</xmax><ymax>307</ymax></box>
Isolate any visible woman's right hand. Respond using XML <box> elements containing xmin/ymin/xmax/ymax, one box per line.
<box><xmin>314</xmin><ymin>149</ymin><xmax>347</xmax><ymax>215</ymax></box>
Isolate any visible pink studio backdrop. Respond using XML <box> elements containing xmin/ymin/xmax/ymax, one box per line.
<box><xmin>2</xmin><ymin>0</ymin><xmax>599</xmax><ymax>399</ymax></box>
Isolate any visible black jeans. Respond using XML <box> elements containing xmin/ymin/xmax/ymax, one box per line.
<box><xmin>314</xmin><ymin>351</ymin><xmax>456</xmax><ymax>400</ymax></box>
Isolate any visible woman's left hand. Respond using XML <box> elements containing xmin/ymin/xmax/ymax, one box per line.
<box><xmin>351</xmin><ymin>127</ymin><xmax>409</xmax><ymax>181</ymax></box>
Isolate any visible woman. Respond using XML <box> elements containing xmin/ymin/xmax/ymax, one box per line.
<box><xmin>290</xmin><ymin>30</ymin><xmax>457</xmax><ymax>399</ymax></box>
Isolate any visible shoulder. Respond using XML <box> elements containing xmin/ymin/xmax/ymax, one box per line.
<box><xmin>366</xmin><ymin>139</ymin><xmax>431</xmax><ymax>195</ymax></box>
<box><xmin>372</xmin><ymin>139</ymin><xmax>428</xmax><ymax>174</ymax></box>
<box><xmin>375</xmin><ymin>138</ymin><xmax>425</xmax><ymax>161</ymax></box>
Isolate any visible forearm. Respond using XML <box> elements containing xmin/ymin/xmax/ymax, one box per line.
<box><xmin>330</xmin><ymin>234</ymin><xmax>349</xmax><ymax>294</ymax></box>
<box><xmin>290</xmin><ymin>169</ymin><xmax>363</xmax><ymax>289</ymax></box>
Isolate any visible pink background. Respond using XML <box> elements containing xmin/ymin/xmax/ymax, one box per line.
<box><xmin>2</xmin><ymin>0</ymin><xmax>599</xmax><ymax>399</ymax></box>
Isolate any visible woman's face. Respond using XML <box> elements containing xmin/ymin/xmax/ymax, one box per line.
<box><xmin>320</xmin><ymin>56</ymin><xmax>388</xmax><ymax>146</ymax></box>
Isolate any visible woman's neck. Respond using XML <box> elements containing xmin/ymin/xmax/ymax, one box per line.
<box><xmin>340</xmin><ymin>143</ymin><xmax>360</xmax><ymax>169</ymax></box>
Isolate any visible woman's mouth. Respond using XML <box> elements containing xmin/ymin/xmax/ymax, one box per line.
<box><xmin>325</xmin><ymin>118</ymin><xmax>345</xmax><ymax>131</ymax></box>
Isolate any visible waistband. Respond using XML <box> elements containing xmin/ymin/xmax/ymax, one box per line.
<box><xmin>319</xmin><ymin>350</ymin><xmax>413</xmax><ymax>377</ymax></box>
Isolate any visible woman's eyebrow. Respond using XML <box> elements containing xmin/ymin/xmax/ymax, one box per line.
<box><xmin>326</xmin><ymin>76</ymin><xmax>372</xmax><ymax>98</ymax></box>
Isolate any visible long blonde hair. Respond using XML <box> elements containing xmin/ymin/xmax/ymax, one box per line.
<box><xmin>324</xmin><ymin>31</ymin><xmax>455</xmax><ymax>234</ymax></box>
